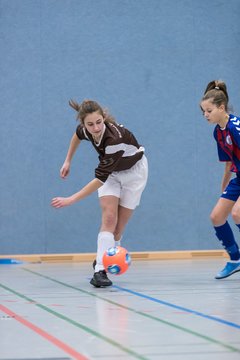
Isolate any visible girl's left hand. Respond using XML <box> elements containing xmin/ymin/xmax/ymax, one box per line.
<box><xmin>51</xmin><ymin>196</ymin><xmax>74</xmax><ymax>208</ymax></box>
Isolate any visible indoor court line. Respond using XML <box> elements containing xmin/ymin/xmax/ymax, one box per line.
<box><xmin>112</xmin><ymin>284</ymin><xmax>240</xmax><ymax>330</ymax></box>
<box><xmin>10</xmin><ymin>267</ymin><xmax>240</xmax><ymax>353</ymax></box>
<box><xmin>0</xmin><ymin>282</ymin><xmax>149</xmax><ymax>360</ymax></box>
<box><xmin>24</xmin><ymin>267</ymin><xmax>240</xmax><ymax>330</ymax></box>
<box><xmin>0</xmin><ymin>303</ymin><xmax>89</xmax><ymax>360</ymax></box>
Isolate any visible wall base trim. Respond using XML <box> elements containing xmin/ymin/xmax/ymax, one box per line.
<box><xmin>0</xmin><ymin>250</ymin><xmax>228</xmax><ymax>263</ymax></box>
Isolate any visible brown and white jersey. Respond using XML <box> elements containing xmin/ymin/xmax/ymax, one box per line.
<box><xmin>76</xmin><ymin>122</ymin><xmax>144</xmax><ymax>183</ymax></box>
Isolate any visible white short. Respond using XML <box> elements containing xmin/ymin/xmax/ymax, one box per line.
<box><xmin>98</xmin><ymin>155</ymin><xmax>148</xmax><ymax>210</ymax></box>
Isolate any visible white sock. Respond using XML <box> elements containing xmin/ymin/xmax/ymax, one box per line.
<box><xmin>114</xmin><ymin>235</ymin><xmax>122</xmax><ymax>247</ymax></box>
<box><xmin>95</xmin><ymin>231</ymin><xmax>115</xmax><ymax>272</ymax></box>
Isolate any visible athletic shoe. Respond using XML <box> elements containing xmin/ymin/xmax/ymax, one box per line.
<box><xmin>90</xmin><ymin>270</ymin><xmax>112</xmax><ymax>287</ymax></box>
<box><xmin>92</xmin><ymin>259</ymin><xmax>96</xmax><ymax>270</ymax></box>
<box><xmin>215</xmin><ymin>262</ymin><xmax>240</xmax><ymax>279</ymax></box>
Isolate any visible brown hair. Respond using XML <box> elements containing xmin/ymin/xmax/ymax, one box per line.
<box><xmin>201</xmin><ymin>80</ymin><xmax>229</xmax><ymax>111</ymax></box>
<box><xmin>69</xmin><ymin>99</ymin><xmax>116</xmax><ymax>125</ymax></box>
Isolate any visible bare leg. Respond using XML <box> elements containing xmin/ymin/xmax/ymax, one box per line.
<box><xmin>93</xmin><ymin>197</ymin><xmax>133</xmax><ymax>275</ymax></box>
<box><xmin>99</xmin><ymin>197</ymin><xmax>134</xmax><ymax>240</ymax></box>
<box><xmin>210</xmin><ymin>197</ymin><xmax>235</xmax><ymax>226</ymax></box>
<box><xmin>92</xmin><ymin>196</ymin><xmax>119</xmax><ymax>275</ymax></box>
<box><xmin>231</xmin><ymin>196</ymin><xmax>240</xmax><ymax>224</ymax></box>
<box><xmin>113</xmin><ymin>205</ymin><xmax>133</xmax><ymax>241</ymax></box>
<box><xmin>99</xmin><ymin>195</ymin><xmax>119</xmax><ymax>233</ymax></box>
<box><xmin>210</xmin><ymin>197</ymin><xmax>240</xmax><ymax>279</ymax></box>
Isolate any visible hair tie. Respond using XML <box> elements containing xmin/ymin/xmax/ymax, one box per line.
<box><xmin>215</xmin><ymin>86</ymin><xmax>220</xmax><ymax>90</ymax></box>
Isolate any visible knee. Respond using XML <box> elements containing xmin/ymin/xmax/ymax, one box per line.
<box><xmin>102</xmin><ymin>211</ymin><xmax>117</xmax><ymax>229</ymax></box>
<box><xmin>231</xmin><ymin>205</ymin><xmax>240</xmax><ymax>224</ymax></box>
<box><xmin>210</xmin><ymin>210</ymin><xmax>226</xmax><ymax>226</ymax></box>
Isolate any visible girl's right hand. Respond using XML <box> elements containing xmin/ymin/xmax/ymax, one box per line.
<box><xmin>60</xmin><ymin>161</ymin><xmax>71</xmax><ymax>179</ymax></box>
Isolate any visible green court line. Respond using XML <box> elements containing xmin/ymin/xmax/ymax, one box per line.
<box><xmin>0</xmin><ymin>282</ymin><xmax>148</xmax><ymax>360</ymax></box>
<box><xmin>21</xmin><ymin>268</ymin><xmax>240</xmax><ymax>353</ymax></box>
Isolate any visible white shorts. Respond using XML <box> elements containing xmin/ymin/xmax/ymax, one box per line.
<box><xmin>98</xmin><ymin>155</ymin><xmax>148</xmax><ymax>210</ymax></box>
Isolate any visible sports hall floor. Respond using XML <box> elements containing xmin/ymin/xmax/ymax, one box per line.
<box><xmin>0</xmin><ymin>256</ymin><xmax>240</xmax><ymax>360</ymax></box>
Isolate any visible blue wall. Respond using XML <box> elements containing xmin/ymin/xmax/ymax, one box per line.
<box><xmin>1</xmin><ymin>0</ymin><xmax>240</xmax><ymax>254</ymax></box>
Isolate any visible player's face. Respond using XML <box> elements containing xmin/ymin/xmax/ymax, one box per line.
<box><xmin>201</xmin><ymin>99</ymin><xmax>225</xmax><ymax>125</ymax></box>
<box><xmin>84</xmin><ymin>111</ymin><xmax>105</xmax><ymax>140</ymax></box>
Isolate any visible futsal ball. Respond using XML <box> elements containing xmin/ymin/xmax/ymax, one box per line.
<box><xmin>103</xmin><ymin>246</ymin><xmax>131</xmax><ymax>275</ymax></box>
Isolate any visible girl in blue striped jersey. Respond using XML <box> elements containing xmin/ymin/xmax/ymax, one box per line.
<box><xmin>200</xmin><ymin>80</ymin><xmax>240</xmax><ymax>279</ymax></box>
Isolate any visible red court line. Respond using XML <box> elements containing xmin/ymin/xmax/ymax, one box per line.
<box><xmin>0</xmin><ymin>304</ymin><xmax>89</xmax><ymax>360</ymax></box>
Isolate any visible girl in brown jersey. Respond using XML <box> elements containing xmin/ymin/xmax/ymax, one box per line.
<box><xmin>51</xmin><ymin>100</ymin><xmax>148</xmax><ymax>287</ymax></box>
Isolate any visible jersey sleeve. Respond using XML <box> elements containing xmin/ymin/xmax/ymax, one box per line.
<box><xmin>229</xmin><ymin>120</ymin><xmax>240</xmax><ymax>148</ymax></box>
<box><xmin>76</xmin><ymin>125</ymin><xmax>89</xmax><ymax>140</ymax></box>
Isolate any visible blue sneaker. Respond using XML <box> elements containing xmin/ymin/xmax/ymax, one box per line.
<box><xmin>215</xmin><ymin>262</ymin><xmax>240</xmax><ymax>279</ymax></box>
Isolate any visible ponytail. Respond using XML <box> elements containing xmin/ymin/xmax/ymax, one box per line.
<box><xmin>202</xmin><ymin>80</ymin><xmax>229</xmax><ymax>111</ymax></box>
<box><xmin>69</xmin><ymin>99</ymin><xmax>80</xmax><ymax>112</ymax></box>
<box><xmin>69</xmin><ymin>99</ymin><xmax>117</xmax><ymax>125</ymax></box>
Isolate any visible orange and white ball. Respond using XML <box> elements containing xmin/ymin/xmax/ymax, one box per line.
<box><xmin>103</xmin><ymin>246</ymin><xmax>131</xmax><ymax>275</ymax></box>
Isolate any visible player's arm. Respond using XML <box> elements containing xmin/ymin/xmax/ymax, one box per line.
<box><xmin>221</xmin><ymin>161</ymin><xmax>232</xmax><ymax>192</ymax></box>
<box><xmin>60</xmin><ymin>133</ymin><xmax>81</xmax><ymax>178</ymax></box>
<box><xmin>51</xmin><ymin>178</ymin><xmax>103</xmax><ymax>208</ymax></box>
